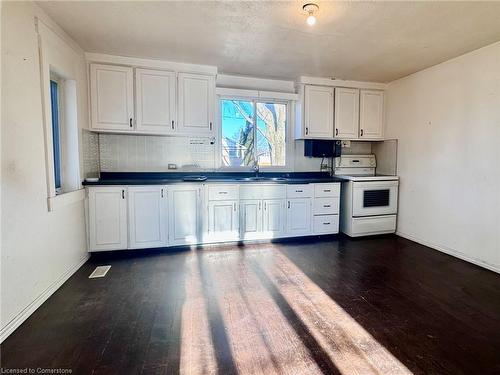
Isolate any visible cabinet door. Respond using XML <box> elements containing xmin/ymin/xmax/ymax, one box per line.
<box><xmin>177</xmin><ymin>73</ymin><xmax>215</xmax><ymax>134</ymax></box>
<box><xmin>207</xmin><ymin>200</ymin><xmax>239</xmax><ymax>241</ymax></box>
<box><xmin>168</xmin><ymin>186</ymin><xmax>200</xmax><ymax>245</ymax></box>
<box><xmin>334</xmin><ymin>87</ymin><xmax>359</xmax><ymax>139</ymax></box>
<box><xmin>88</xmin><ymin>187</ymin><xmax>128</xmax><ymax>251</ymax></box>
<box><xmin>286</xmin><ymin>198</ymin><xmax>312</xmax><ymax>236</ymax></box>
<box><xmin>359</xmin><ymin>90</ymin><xmax>384</xmax><ymax>139</ymax></box>
<box><xmin>128</xmin><ymin>186</ymin><xmax>167</xmax><ymax>249</ymax></box>
<box><xmin>90</xmin><ymin>64</ymin><xmax>134</xmax><ymax>131</ymax></box>
<box><xmin>240</xmin><ymin>200</ymin><xmax>262</xmax><ymax>240</ymax></box>
<box><xmin>304</xmin><ymin>85</ymin><xmax>334</xmax><ymax>138</ymax></box>
<box><xmin>262</xmin><ymin>199</ymin><xmax>285</xmax><ymax>238</ymax></box>
<box><xmin>135</xmin><ymin>69</ymin><xmax>176</xmax><ymax>134</ymax></box>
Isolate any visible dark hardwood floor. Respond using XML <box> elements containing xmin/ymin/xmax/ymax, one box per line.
<box><xmin>2</xmin><ymin>234</ymin><xmax>500</xmax><ymax>374</ymax></box>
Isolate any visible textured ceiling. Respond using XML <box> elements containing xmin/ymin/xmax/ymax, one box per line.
<box><xmin>37</xmin><ymin>1</ymin><xmax>500</xmax><ymax>83</ymax></box>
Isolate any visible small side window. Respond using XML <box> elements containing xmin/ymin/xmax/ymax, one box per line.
<box><xmin>50</xmin><ymin>80</ymin><xmax>62</xmax><ymax>193</ymax></box>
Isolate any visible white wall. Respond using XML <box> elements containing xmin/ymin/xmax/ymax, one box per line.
<box><xmin>386</xmin><ymin>41</ymin><xmax>500</xmax><ymax>272</ymax></box>
<box><xmin>1</xmin><ymin>2</ymin><xmax>89</xmax><ymax>341</ymax></box>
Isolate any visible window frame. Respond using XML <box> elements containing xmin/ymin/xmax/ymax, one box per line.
<box><xmin>217</xmin><ymin>95</ymin><xmax>294</xmax><ymax>172</ymax></box>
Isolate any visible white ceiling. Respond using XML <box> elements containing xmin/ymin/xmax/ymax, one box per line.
<box><xmin>37</xmin><ymin>1</ymin><xmax>500</xmax><ymax>83</ymax></box>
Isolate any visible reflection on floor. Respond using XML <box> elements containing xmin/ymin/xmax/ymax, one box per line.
<box><xmin>2</xmin><ymin>235</ymin><xmax>500</xmax><ymax>375</ymax></box>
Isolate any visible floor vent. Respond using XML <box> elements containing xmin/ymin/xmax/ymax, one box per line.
<box><xmin>89</xmin><ymin>265</ymin><xmax>111</xmax><ymax>279</ymax></box>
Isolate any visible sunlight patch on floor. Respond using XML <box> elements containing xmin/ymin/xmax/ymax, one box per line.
<box><xmin>179</xmin><ymin>256</ymin><xmax>218</xmax><ymax>375</ymax></box>
<box><xmin>178</xmin><ymin>250</ymin><xmax>412</xmax><ymax>374</ymax></box>
<box><xmin>267</xmin><ymin>252</ymin><xmax>413</xmax><ymax>375</ymax></box>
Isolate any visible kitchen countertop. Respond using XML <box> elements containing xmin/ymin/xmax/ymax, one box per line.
<box><xmin>82</xmin><ymin>172</ymin><xmax>345</xmax><ymax>186</ymax></box>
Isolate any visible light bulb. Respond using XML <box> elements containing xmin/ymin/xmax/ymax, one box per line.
<box><xmin>307</xmin><ymin>14</ymin><xmax>316</xmax><ymax>26</ymax></box>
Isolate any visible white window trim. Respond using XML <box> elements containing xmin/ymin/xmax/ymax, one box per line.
<box><xmin>37</xmin><ymin>18</ymin><xmax>84</xmax><ymax>211</ymax></box>
<box><xmin>217</xmin><ymin>94</ymin><xmax>295</xmax><ymax>172</ymax></box>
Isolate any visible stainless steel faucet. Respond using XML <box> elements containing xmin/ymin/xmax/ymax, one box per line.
<box><xmin>253</xmin><ymin>159</ymin><xmax>259</xmax><ymax>178</ymax></box>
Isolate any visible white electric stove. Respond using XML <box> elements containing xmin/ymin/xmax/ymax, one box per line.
<box><xmin>334</xmin><ymin>155</ymin><xmax>399</xmax><ymax>237</ymax></box>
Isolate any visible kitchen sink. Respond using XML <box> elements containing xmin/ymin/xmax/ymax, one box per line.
<box><xmin>235</xmin><ymin>177</ymin><xmax>288</xmax><ymax>182</ymax></box>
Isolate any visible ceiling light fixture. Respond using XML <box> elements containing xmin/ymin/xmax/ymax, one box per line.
<box><xmin>303</xmin><ymin>3</ymin><xmax>319</xmax><ymax>26</ymax></box>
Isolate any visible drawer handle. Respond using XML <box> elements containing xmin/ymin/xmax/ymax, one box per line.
<box><xmin>218</xmin><ymin>191</ymin><xmax>228</xmax><ymax>194</ymax></box>
<box><xmin>295</xmin><ymin>190</ymin><xmax>303</xmax><ymax>193</ymax></box>
<box><xmin>323</xmin><ymin>222</ymin><xmax>331</xmax><ymax>225</ymax></box>
<box><xmin>323</xmin><ymin>205</ymin><xmax>331</xmax><ymax>208</ymax></box>
<box><xmin>324</xmin><ymin>189</ymin><xmax>331</xmax><ymax>192</ymax></box>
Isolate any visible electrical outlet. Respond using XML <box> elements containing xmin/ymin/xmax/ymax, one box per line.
<box><xmin>168</xmin><ymin>164</ymin><xmax>177</xmax><ymax>170</ymax></box>
<box><xmin>341</xmin><ymin>140</ymin><xmax>351</xmax><ymax>148</ymax></box>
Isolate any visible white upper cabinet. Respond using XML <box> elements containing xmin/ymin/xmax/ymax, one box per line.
<box><xmin>177</xmin><ymin>73</ymin><xmax>215</xmax><ymax>134</ymax></box>
<box><xmin>303</xmin><ymin>85</ymin><xmax>334</xmax><ymax>138</ymax></box>
<box><xmin>88</xmin><ymin>187</ymin><xmax>128</xmax><ymax>251</ymax></box>
<box><xmin>359</xmin><ymin>90</ymin><xmax>384</xmax><ymax>140</ymax></box>
<box><xmin>90</xmin><ymin>64</ymin><xmax>134</xmax><ymax>131</ymax></box>
<box><xmin>128</xmin><ymin>186</ymin><xmax>168</xmax><ymax>249</ymax></box>
<box><xmin>135</xmin><ymin>69</ymin><xmax>176</xmax><ymax>134</ymax></box>
<box><xmin>334</xmin><ymin>87</ymin><xmax>360</xmax><ymax>139</ymax></box>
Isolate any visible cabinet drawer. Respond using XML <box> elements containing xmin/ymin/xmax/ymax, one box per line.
<box><xmin>208</xmin><ymin>185</ymin><xmax>239</xmax><ymax>200</ymax></box>
<box><xmin>313</xmin><ymin>215</ymin><xmax>339</xmax><ymax>234</ymax></box>
<box><xmin>286</xmin><ymin>184</ymin><xmax>312</xmax><ymax>198</ymax></box>
<box><xmin>351</xmin><ymin>215</ymin><xmax>396</xmax><ymax>236</ymax></box>
<box><xmin>313</xmin><ymin>197</ymin><xmax>339</xmax><ymax>215</ymax></box>
<box><xmin>240</xmin><ymin>185</ymin><xmax>286</xmax><ymax>200</ymax></box>
<box><xmin>314</xmin><ymin>183</ymin><xmax>340</xmax><ymax>198</ymax></box>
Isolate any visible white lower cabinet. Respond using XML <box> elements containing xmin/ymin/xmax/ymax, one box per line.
<box><xmin>313</xmin><ymin>214</ymin><xmax>339</xmax><ymax>234</ymax></box>
<box><xmin>286</xmin><ymin>198</ymin><xmax>312</xmax><ymax>236</ymax></box>
<box><xmin>128</xmin><ymin>186</ymin><xmax>168</xmax><ymax>249</ymax></box>
<box><xmin>312</xmin><ymin>183</ymin><xmax>340</xmax><ymax>235</ymax></box>
<box><xmin>168</xmin><ymin>185</ymin><xmax>201</xmax><ymax>246</ymax></box>
<box><xmin>240</xmin><ymin>200</ymin><xmax>262</xmax><ymax>240</ymax></box>
<box><xmin>262</xmin><ymin>199</ymin><xmax>286</xmax><ymax>237</ymax></box>
<box><xmin>207</xmin><ymin>200</ymin><xmax>239</xmax><ymax>242</ymax></box>
<box><xmin>86</xmin><ymin>182</ymin><xmax>341</xmax><ymax>252</ymax></box>
<box><xmin>88</xmin><ymin>187</ymin><xmax>128</xmax><ymax>251</ymax></box>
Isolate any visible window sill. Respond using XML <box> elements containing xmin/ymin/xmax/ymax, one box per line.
<box><xmin>47</xmin><ymin>189</ymin><xmax>85</xmax><ymax>212</ymax></box>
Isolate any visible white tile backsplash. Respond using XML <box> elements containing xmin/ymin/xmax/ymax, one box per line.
<box><xmin>341</xmin><ymin>141</ymin><xmax>372</xmax><ymax>155</ymax></box>
<box><xmin>82</xmin><ymin>130</ymin><xmax>99</xmax><ymax>178</ymax></box>
<box><xmin>93</xmin><ymin>134</ymin><xmax>381</xmax><ymax>173</ymax></box>
<box><xmin>99</xmin><ymin>134</ymin><xmax>216</xmax><ymax>172</ymax></box>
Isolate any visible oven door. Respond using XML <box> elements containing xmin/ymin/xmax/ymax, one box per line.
<box><xmin>352</xmin><ymin>181</ymin><xmax>398</xmax><ymax>217</ymax></box>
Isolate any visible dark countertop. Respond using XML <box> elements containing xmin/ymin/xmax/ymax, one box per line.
<box><xmin>83</xmin><ymin>172</ymin><xmax>345</xmax><ymax>186</ymax></box>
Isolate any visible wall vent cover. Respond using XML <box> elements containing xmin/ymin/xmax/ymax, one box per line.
<box><xmin>89</xmin><ymin>265</ymin><xmax>111</xmax><ymax>279</ymax></box>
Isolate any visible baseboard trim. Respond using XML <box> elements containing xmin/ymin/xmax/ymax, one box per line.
<box><xmin>396</xmin><ymin>231</ymin><xmax>500</xmax><ymax>274</ymax></box>
<box><xmin>0</xmin><ymin>254</ymin><xmax>90</xmax><ymax>343</ymax></box>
